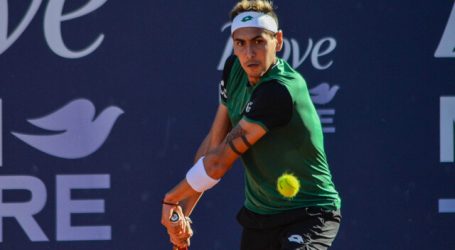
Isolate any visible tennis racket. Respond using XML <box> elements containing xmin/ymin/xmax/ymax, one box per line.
<box><xmin>170</xmin><ymin>212</ymin><xmax>188</xmax><ymax>250</ymax></box>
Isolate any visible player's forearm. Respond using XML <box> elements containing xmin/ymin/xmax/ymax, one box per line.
<box><xmin>203</xmin><ymin>147</ymin><xmax>237</xmax><ymax>179</ymax></box>
<box><xmin>182</xmin><ymin>109</ymin><xmax>231</xmax><ymax>214</ymax></box>
<box><xmin>164</xmin><ymin>143</ymin><xmax>236</xmax><ymax>207</ymax></box>
<box><xmin>181</xmin><ymin>133</ymin><xmax>210</xmax><ymax>215</ymax></box>
<box><xmin>164</xmin><ymin>179</ymin><xmax>200</xmax><ymax>204</ymax></box>
<box><xmin>202</xmin><ymin>120</ymin><xmax>267</xmax><ymax>179</ymax></box>
<box><xmin>180</xmin><ymin>192</ymin><xmax>203</xmax><ymax>216</ymax></box>
<box><xmin>164</xmin><ymin>105</ymin><xmax>234</xmax><ymax>204</ymax></box>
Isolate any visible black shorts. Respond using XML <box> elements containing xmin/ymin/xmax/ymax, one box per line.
<box><xmin>237</xmin><ymin>207</ymin><xmax>341</xmax><ymax>250</ymax></box>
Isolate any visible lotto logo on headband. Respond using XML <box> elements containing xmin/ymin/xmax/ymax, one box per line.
<box><xmin>231</xmin><ymin>11</ymin><xmax>278</xmax><ymax>34</ymax></box>
<box><xmin>241</xmin><ymin>16</ymin><xmax>254</xmax><ymax>22</ymax></box>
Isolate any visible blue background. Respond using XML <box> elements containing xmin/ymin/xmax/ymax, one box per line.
<box><xmin>0</xmin><ymin>0</ymin><xmax>454</xmax><ymax>249</ymax></box>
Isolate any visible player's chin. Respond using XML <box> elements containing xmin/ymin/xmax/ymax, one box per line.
<box><xmin>246</xmin><ymin>69</ymin><xmax>264</xmax><ymax>79</ymax></box>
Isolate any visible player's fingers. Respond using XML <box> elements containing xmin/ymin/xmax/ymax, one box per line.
<box><xmin>185</xmin><ymin>219</ymin><xmax>193</xmax><ymax>237</ymax></box>
<box><xmin>169</xmin><ymin>233</ymin><xmax>188</xmax><ymax>248</ymax></box>
<box><xmin>168</xmin><ymin>221</ymin><xmax>191</xmax><ymax>245</ymax></box>
<box><xmin>167</xmin><ymin>223</ymin><xmax>183</xmax><ymax>235</ymax></box>
<box><xmin>174</xmin><ymin>205</ymin><xmax>183</xmax><ymax>214</ymax></box>
<box><xmin>176</xmin><ymin>232</ymin><xmax>191</xmax><ymax>247</ymax></box>
<box><xmin>161</xmin><ymin>203</ymin><xmax>175</xmax><ymax>226</ymax></box>
<box><xmin>162</xmin><ymin>205</ymin><xmax>185</xmax><ymax>232</ymax></box>
<box><xmin>172</xmin><ymin>223</ymin><xmax>192</xmax><ymax>247</ymax></box>
<box><xmin>186</xmin><ymin>237</ymin><xmax>191</xmax><ymax>247</ymax></box>
<box><xmin>168</xmin><ymin>219</ymin><xmax>190</xmax><ymax>237</ymax></box>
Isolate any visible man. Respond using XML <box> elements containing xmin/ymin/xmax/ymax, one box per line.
<box><xmin>161</xmin><ymin>1</ymin><xmax>341</xmax><ymax>249</ymax></box>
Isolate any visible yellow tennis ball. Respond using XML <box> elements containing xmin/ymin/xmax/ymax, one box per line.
<box><xmin>277</xmin><ymin>173</ymin><xmax>300</xmax><ymax>198</ymax></box>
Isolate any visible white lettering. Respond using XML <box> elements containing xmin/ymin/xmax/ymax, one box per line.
<box><xmin>0</xmin><ymin>176</ymin><xmax>48</xmax><ymax>242</ymax></box>
<box><xmin>217</xmin><ymin>24</ymin><xmax>336</xmax><ymax>71</ymax></box>
<box><xmin>290</xmin><ymin>38</ymin><xmax>312</xmax><ymax>69</ymax></box>
<box><xmin>317</xmin><ymin>109</ymin><xmax>336</xmax><ymax>133</ymax></box>
<box><xmin>311</xmin><ymin>37</ymin><xmax>336</xmax><ymax>70</ymax></box>
<box><xmin>435</xmin><ymin>2</ymin><xmax>455</xmax><ymax>58</ymax></box>
<box><xmin>217</xmin><ymin>23</ymin><xmax>233</xmax><ymax>70</ymax></box>
<box><xmin>0</xmin><ymin>0</ymin><xmax>42</xmax><ymax>55</ymax></box>
<box><xmin>439</xmin><ymin>199</ymin><xmax>455</xmax><ymax>213</ymax></box>
<box><xmin>56</xmin><ymin>174</ymin><xmax>111</xmax><ymax>241</ymax></box>
<box><xmin>0</xmin><ymin>99</ymin><xmax>2</xmax><ymax>167</ymax></box>
<box><xmin>44</xmin><ymin>0</ymin><xmax>107</xmax><ymax>59</ymax></box>
<box><xmin>440</xmin><ymin>96</ymin><xmax>455</xmax><ymax>162</ymax></box>
<box><xmin>280</xmin><ymin>38</ymin><xmax>291</xmax><ymax>62</ymax></box>
<box><xmin>0</xmin><ymin>0</ymin><xmax>106</xmax><ymax>58</ymax></box>
<box><xmin>0</xmin><ymin>174</ymin><xmax>111</xmax><ymax>242</ymax></box>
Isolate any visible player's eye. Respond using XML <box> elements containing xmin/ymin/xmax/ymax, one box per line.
<box><xmin>235</xmin><ymin>41</ymin><xmax>244</xmax><ymax>47</ymax></box>
<box><xmin>254</xmin><ymin>39</ymin><xmax>264</xmax><ymax>45</ymax></box>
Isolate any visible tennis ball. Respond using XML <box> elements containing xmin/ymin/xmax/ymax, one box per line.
<box><xmin>277</xmin><ymin>173</ymin><xmax>300</xmax><ymax>198</ymax></box>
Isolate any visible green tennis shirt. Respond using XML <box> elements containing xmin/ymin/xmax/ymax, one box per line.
<box><xmin>220</xmin><ymin>56</ymin><xmax>341</xmax><ymax>214</ymax></box>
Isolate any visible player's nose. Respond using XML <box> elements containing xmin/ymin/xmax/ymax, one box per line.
<box><xmin>245</xmin><ymin>44</ymin><xmax>255</xmax><ymax>58</ymax></box>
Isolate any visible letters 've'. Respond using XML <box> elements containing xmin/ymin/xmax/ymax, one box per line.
<box><xmin>0</xmin><ymin>0</ymin><xmax>107</xmax><ymax>58</ymax></box>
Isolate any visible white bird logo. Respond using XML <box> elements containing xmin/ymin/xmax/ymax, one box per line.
<box><xmin>12</xmin><ymin>99</ymin><xmax>124</xmax><ymax>159</ymax></box>
<box><xmin>310</xmin><ymin>83</ymin><xmax>340</xmax><ymax>105</ymax></box>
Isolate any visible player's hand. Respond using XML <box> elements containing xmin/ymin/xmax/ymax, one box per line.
<box><xmin>169</xmin><ymin>217</ymin><xmax>193</xmax><ymax>248</ymax></box>
<box><xmin>161</xmin><ymin>204</ymin><xmax>184</xmax><ymax>231</ymax></box>
<box><xmin>161</xmin><ymin>204</ymin><xmax>185</xmax><ymax>234</ymax></box>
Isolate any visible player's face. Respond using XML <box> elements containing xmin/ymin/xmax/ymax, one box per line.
<box><xmin>232</xmin><ymin>27</ymin><xmax>283</xmax><ymax>84</ymax></box>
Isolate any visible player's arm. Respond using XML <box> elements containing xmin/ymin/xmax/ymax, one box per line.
<box><xmin>161</xmin><ymin>119</ymin><xmax>265</xmax><ymax>250</ymax></box>
<box><xmin>162</xmin><ymin>118</ymin><xmax>266</xmax><ymax>205</ymax></box>
<box><xmin>179</xmin><ymin>104</ymin><xmax>231</xmax><ymax>216</ymax></box>
<box><xmin>162</xmin><ymin>81</ymin><xmax>293</xmax><ymax>250</ymax></box>
<box><xmin>166</xmin><ymin>56</ymin><xmax>235</xmax><ymax>213</ymax></box>
<box><xmin>163</xmin><ymin>80</ymin><xmax>293</xmax><ymax>203</ymax></box>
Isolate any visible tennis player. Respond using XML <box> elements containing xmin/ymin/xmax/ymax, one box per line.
<box><xmin>161</xmin><ymin>1</ymin><xmax>341</xmax><ymax>249</ymax></box>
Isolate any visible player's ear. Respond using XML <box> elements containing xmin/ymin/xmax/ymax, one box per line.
<box><xmin>275</xmin><ymin>30</ymin><xmax>283</xmax><ymax>52</ymax></box>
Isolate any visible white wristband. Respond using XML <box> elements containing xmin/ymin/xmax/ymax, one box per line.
<box><xmin>185</xmin><ymin>157</ymin><xmax>220</xmax><ymax>192</ymax></box>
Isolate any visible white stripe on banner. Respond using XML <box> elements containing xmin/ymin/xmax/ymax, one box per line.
<box><xmin>0</xmin><ymin>99</ymin><xmax>2</xmax><ymax>167</ymax></box>
<box><xmin>440</xmin><ymin>97</ymin><xmax>455</xmax><ymax>162</ymax></box>
<box><xmin>438</xmin><ymin>199</ymin><xmax>455</xmax><ymax>213</ymax></box>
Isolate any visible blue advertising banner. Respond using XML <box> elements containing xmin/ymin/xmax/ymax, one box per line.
<box><xmin>0</xmin><ymin>0</ymin><xmax>454</xmax><ymax>249</ymax></box>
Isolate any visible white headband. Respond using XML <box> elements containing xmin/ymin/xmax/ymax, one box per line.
<box><xmin>231</xmin><ymin>11</ymin><xmax>278</xmax><ymax>34</ymax></box>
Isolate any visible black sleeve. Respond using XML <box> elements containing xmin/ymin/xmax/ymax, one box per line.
<box><xmin>219</xmin><ymin>55</ymin><xmax>236</xmax><ymax>104</ymax></box>
<box><xmin>243</xmin><ymin>80</ymin><xmax>293</xmax><ymax>130</ymax></box>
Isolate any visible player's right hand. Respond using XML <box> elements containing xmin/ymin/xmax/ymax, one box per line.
<box><xmin>161</xmin><ymin>204</ymin><xmax>191</xmax><ymax>248</ymax></box>
<box><xmin>161</xmin><ymin>204</ymin><xmax>185</xmax><ymax>233</ymax></box>
<box><xmin>169</xmin><ymin>216</ymin><xmax>193</xmax><ymax>248</ymax></box>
